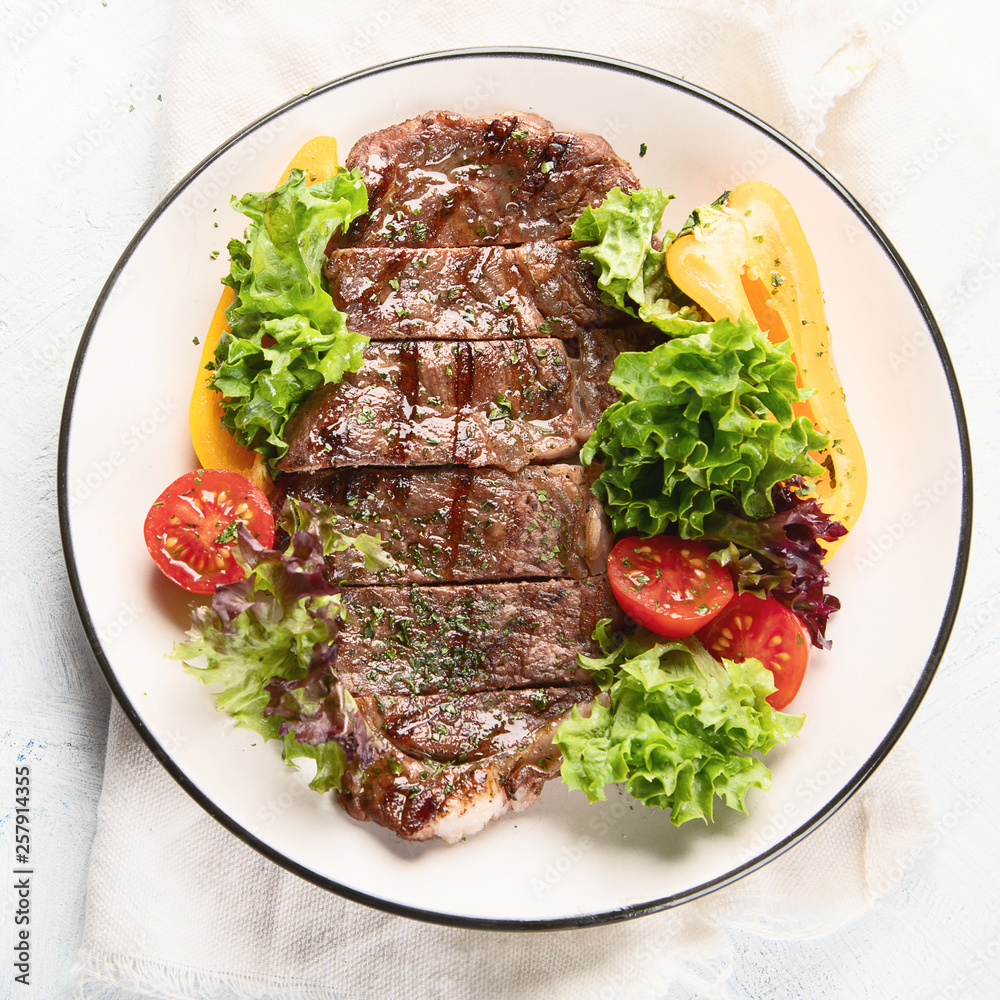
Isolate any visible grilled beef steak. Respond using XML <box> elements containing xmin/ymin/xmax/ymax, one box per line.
<box><xmin>278</xmin><ymin>329</ymin><xmax>638</xmax><ymax>474</ymax></box>
<box><xmin>343</xmin><ymin>110</ymin><xmax>640</xmax><ymax>248</ymax></box>
<box><xmin>324</xmin><ymin>241</ymin><xmax>618</xmax><ymax>341</ymax></box>
<box><xmin>272</xmin><ymin>111</ymin><xmax>644</xmax><ymax>841</ymax></box>
<box><xmin>272</xmin><ymin>464</ymin><xmax>611</xmax><ymax>584</ymax></box>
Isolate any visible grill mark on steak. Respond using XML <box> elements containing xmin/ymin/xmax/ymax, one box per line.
<box><xmin>342</xmin><ymin>110</ymin><xmax>639</xmax><ymax>248</ymax></box>
<box><xmin>336</xmin><ymin>577</ymin><xmax>620</xmax><ymax>698</ymax></box>
<box><xmin>518</xmin><ymin>136</ymin><xmax>570</xmax><ymax>199</ymax></box>
<box><xmin>483</xmin><ymin>116</ymin><xmax>515</xmax><ymax>154</ymax></box>
<box><xmin>444</xmin><ymin>469</ymin><xmax>473</xmax><ymax>574</ymax></box>
<box><xmin>271</xmin><ymin>464</ymin><xmax>611</xmax><ymax>584</ymax></box>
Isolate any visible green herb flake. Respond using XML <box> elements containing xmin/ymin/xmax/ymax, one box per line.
<box><xmin>214</xmin><ymin>521</ymin><xmax>240</xmax><ymax>545</ymax></box>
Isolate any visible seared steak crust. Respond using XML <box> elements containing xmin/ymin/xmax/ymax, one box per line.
<box><xmin>575</xmin><ymin>325</ymin><xmax>659</xmax><ymax>438</ymax></box>
<box><xmin>272</xmin><ymin>464</ymin><xmax>611</xmax><ymax>584</ymax></box>
<box><xmin>339</xmin><ymin>706</ymin><xmax>582</xmax><ymax>843</ymax></box>
<box><xmin>343</xmin><ymin>110</ymin><xmax>640</xmax><ymax>248</ymax></box>
<box><xmin>324</xmin><ymin>241</ymin><xmax>617</xmax><ymax>341</ymax></box>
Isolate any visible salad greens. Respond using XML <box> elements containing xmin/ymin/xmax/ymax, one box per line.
<box><xmin>170</xmin><ymin>501</ymin><xmax>392</xmax><ymax>792</ymax></box>
<box><xmin>555</xmin><ymin>623</ymin><xmax>804</xmax><ymax>825</ymax></box>
<box><xmin>210</xmin><ymin>168</ymin><xmax>370</xmax><ymax>463</ymax></box>
<box><xmin>581</xmin><ymin>315</ymin><xmax>829</xmax><ymax>538</ymax></box>
<box><xmin>571</xmin><ymin>187</ymin><xmax>706</xmax><ymax>336</ymax></box>
<box><xmin>553</xmin><ymin>184</ymin><xmax>832</xmax><ymax>819</ymax></box>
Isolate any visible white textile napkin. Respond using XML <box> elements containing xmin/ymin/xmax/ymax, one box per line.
<box><xmin>76</xmin><ymin>1</ymin><xmax>991</xmax><ymax>997</ymax></box>
<box><xmin>75</xmin><ymin>704</ymin><xmax>929</xmax><ymax>1000</ymax></box>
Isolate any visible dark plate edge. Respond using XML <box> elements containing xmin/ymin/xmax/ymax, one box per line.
<box><xmin>57</xmin><ymin>44</ymin><xmax>974</xmax><ymax>932</ymax></box>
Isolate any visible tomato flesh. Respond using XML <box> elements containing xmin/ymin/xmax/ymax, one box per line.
<box><xmin>607</xmin><ymin>536</ymin><xmax>734</xmax><ymax>639</ymax></box>
<box><xmin>143</xmin><ymin>469</ymin><xmax>275</xmax><ymax>593</ymax></box>
<box><xmin>696</xmin><ymin>592</ymin><xmax>810</xmax><ymax>710</ymax></box>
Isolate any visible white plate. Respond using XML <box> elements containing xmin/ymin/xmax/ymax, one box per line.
<box><xmin>59</xmin><ymin>49</ymin><xmax>971</xmax><ymax>928</ymax></box>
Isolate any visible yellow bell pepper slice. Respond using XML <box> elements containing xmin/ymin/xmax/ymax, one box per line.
<box><xmin>188</xmin><ymin>136</ymin><xmax>342</xmax><ymax>494</ymax></box>
<box><xmin>665</xmin><ymin>181</ymin><xmax>866</xmax><ymax>554</ymax></box>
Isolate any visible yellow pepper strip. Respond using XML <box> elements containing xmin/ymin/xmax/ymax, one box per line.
<box><xmin>188</xmin><ymin>136</ymin><xmax>342</xmax><ymax>494</ymax></box>
<box><xmin>665</xmin><ymin>181</ymin><xmax>866</xmax><ymax>555</ymax></box>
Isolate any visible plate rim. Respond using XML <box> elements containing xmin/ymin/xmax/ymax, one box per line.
<box><xmin>57</xmin><ymin>44</ymin><xmax>974</xmax><ymax>931</ymax></box>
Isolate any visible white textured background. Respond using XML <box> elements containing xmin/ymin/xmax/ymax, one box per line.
<box><xmin>2</xmin><ymin>1</ymin><xmax>999</xmax><ymax>998</ymax></box>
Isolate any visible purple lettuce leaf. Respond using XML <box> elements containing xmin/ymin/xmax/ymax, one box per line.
<box><xmin>701</xmin><ymin>479</ymin><xmax>847</xmax><ymax>649</ymax></box>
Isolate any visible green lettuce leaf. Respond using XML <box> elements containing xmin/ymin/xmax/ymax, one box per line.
<box><xmin>581</xmin><ymin>314</ymin><xmax>828</xmax><ymax>537</ymax></box>
<box><xmin>571</xmin><ymin>186</ymin><xmax>706</xmax><ymax>336</ymax></box>
<box><xmin>210</xmin><ymin>168</ymin><xmax>370</xmax><ymax>462</ymax></box>
<box><xmin>278</xmin><ymin>495</ymin><xmax>396</xmax><ymax>576</ymax></box>
<box><xmin>556</xmin><ymin>627</ymin><xmax>804</xmax><ymax>825</ymax></box>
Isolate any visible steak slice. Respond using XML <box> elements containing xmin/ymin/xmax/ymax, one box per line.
<box><xmin>342</xmin><ymin>110</ymin><xmax>640</xmax><ymax>248</ymax></box>
<box><xmin>336</xmin><ymin>577</ymin><xmax>620</xmax><ymax>697</ymax></box>
<box><xmin>324</xmin><ymin>241</ymin><xmax>618</xmax><ymax>340</ymax></box>
<box><xmin>340</xmin><ymin>707</ymin><xmax>580</xmax><ymax>843</ymax></box>
<box><xmin>273</xmin><ymin>464</ymin><xmax>611</xmax><ymax>584</ymax></box>
<box><xmin>278</xmin><ymin>338</ymin><xmax>581</xmax><ymax>474</ymax></box>
<box><xmin>354</xmin><ymin>685</ymin><xmax>596</xmax><ymax>764</ymax></box>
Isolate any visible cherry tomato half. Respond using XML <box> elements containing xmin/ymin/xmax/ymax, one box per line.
<box><xmin>697</xmin><ymin>592</ymin><xmax>810</xmax><ymax>710</ymax></box>
<box><xmin>607</xmin><ymin>536</ymin><xmax>734</xmax><ymax>639</ymax></box>
<box><xmin>143</xmin><ymin>469</ymin><xmax>275</xmax><ymax>593</ymax></box>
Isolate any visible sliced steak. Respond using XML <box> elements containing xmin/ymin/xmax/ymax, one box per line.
<box><xmin>324</xmin><ymin>241</ymin><xmax>618</xmax><ymax>340</ymax></box>
<box><xmin>273</xmin><ymin>464</ymin><xmax>611</xmax><ymax>584</ymax></box>
<box><xmin>340</xmin><ymin>719</ymin><xmax>559</xmax><ymax>843</ymax></box>
<box><xmin>354</xmin><ymin>685</ymin><xmax>596</xmax><ymax>764</ymax></box>
<box><xmin>278</xmin><ymin>338</ymin><xmax>581</xmax><ymax>473</ymax></box>
<box><xmin>336</xmin><ymin>577</ymin><xmax>620</xmax><ymax>698</ymax></box>
<box><xmin>297</xmin><ymin>110</ymin><xmax>646</xmax><ymax>842</ymax></box>
<box><xmin>342</xmin><ymin>110</ymin><xmax>640</xmax><ymax>248</ymax></box>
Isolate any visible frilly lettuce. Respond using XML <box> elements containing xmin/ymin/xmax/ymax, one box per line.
<box><xmin>170</xmin><ymin>501</ymin><xmax>391</xmax><ymax>792</ymax></box>
<box><xmin>571</xmin><ymin>187</ymin><xmax>706</xmax><ymax>336</ymax></box>
<box><xmin>555</xmin><ymin>623</ymin><xmax>804</xmax><ymax>825</ymax></box>
<box><xmin>210</xmin><ymin>168</ymin><xmax>370</xmax><ymax>462</ymax></box>
<box><xmin>581</xmin><ymin>315</ymin><xmax>828</xmax><ymax>538</ymax></box>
